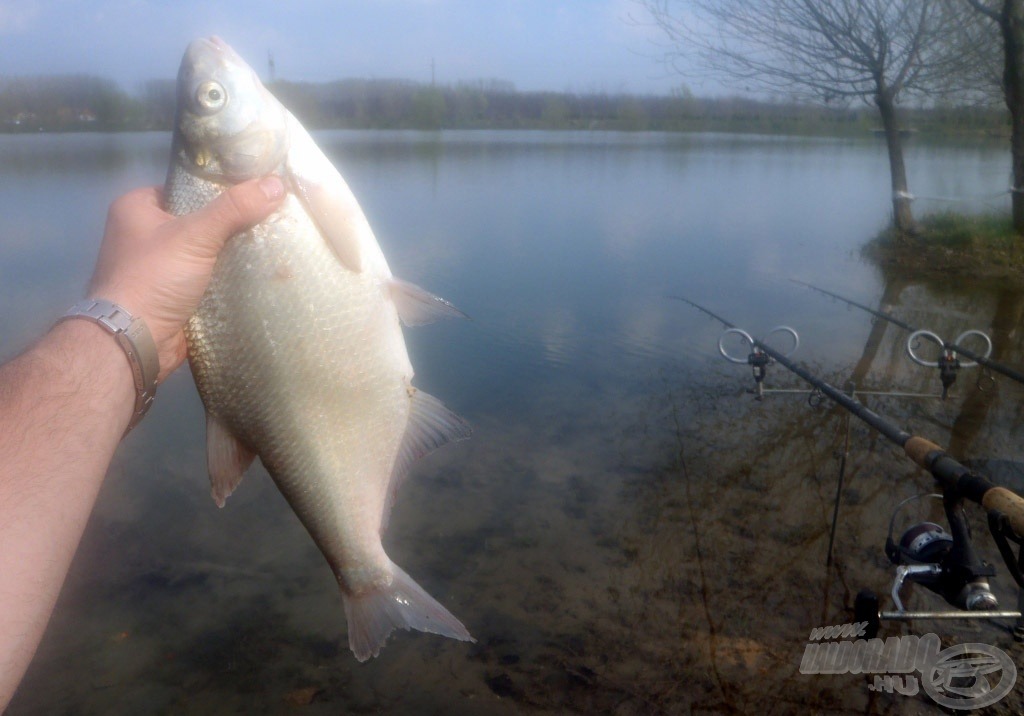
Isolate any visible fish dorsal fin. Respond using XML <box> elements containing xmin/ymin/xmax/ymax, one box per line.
<box><xmin>382</xmin><ymin>389</ymin><xmax>472</xmax><ymax>532</ymax></box>
<box><xmin>284</xmin><ymin>111</ymin><xmax>369</xmax><ymax>275</ymax></box>
<box><xmin>206</xmin><ymin>412</ymin><xmax>256</xmax><ymax>508</ymax></box>
<box><xmin>389</xmin><ymin>279</ymin><xmax>469</xmax><ymax>326</ymax></box>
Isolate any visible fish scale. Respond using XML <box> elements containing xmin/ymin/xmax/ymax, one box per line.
<box><xmin>184</xmin><ymin>192</ymin><xmax>412</xmax><ymax>584</ymax></box>
<box><xmin>164</xmin><ymin>36</ymin><xmax>473</xmax><ymax>661</ymax></box>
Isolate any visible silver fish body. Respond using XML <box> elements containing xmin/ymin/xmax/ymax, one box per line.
<box><xmin>165</xmin><ymin>36</ymin><xmax>472</xmax><ymax>660</ymax></box>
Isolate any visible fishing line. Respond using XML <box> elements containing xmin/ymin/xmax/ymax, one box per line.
<box><xmin>791</xmin><ymin>280</ymin><xmax>1024</xmax><ymax>395</ymax></box>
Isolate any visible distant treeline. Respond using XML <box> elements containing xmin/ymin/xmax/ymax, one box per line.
<box><xmin>0</xmin><ymin>74</ymin><xmax>1012</xmax><ymax>136</ymax></box>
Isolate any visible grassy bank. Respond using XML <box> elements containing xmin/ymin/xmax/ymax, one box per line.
<box><xmin>863</xmin><ymin>211</ymin><xmax>1024</xmax><ymax>286</ymax></box>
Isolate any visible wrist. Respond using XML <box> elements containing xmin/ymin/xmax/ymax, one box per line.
<box><xmin>55</xmin><ymin>299</ymin><xmax>159</xmax><ymax>434</ymax></box>
<box><xmin>85</xmin><ymin>286</ymin><xmax>186</xmax><ymax>382</ymax></box>
<box><xmin>34</xmin><ymin>320</ymin><xmax>137</xmax><ymax>439</ymax></box>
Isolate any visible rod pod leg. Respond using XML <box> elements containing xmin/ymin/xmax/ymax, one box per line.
<box><xmin>854</xmin><ymin>589</ymin><xmax>881</xmax><ymax>639</ymax></box>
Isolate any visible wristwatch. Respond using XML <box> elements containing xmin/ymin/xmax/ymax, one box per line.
<box><xmin>59</xmin><ymin>299</ymin><xmax>159</xmax><ymax>433</ymax></box>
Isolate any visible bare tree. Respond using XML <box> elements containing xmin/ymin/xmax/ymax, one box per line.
<box><xmin>965</xmin><ymin>1</ymin><xmax>1024</xmax><ymax>234</ymax></box>
<box><xmin>640</xmin><ymin>0</ymin><xmax>971</xmax><ymax>236</ymax></box>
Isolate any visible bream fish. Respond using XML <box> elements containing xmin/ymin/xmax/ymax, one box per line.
<box><xmin>163</xmin><ymin>36</ymin><xmax>473</xmax><ymax>660</ymax></box>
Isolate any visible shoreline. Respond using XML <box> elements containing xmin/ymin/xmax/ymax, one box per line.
<box><xmin>863</xmin><ymin>214</ymin><xmax>1024</xmax><ymax>288</ymax></box>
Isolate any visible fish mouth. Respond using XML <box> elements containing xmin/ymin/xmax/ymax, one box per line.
<box><xmin>185</xmin><ymin>35</ymin><xmax>242</xmax><ymax>68</ymax></box>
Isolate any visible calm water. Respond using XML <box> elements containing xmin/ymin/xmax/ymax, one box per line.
<box><xmin>2</xmin><ymin>130</ymin><xmax>1024</xmax><ymax>714</ymax></box>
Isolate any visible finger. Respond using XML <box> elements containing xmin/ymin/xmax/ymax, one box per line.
<box><xmin>179</xmin><ymin>176</ymin><xmax>286</xmax><ymax>258</ymax></box>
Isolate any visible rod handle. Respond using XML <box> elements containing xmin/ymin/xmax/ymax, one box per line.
<box><xmin>983</xmin><ymin>487</ymin><xmax>1024</xmax><ymax>539</ymax></box>
<box><xmin>904</xmin><ymin>436</ymin><xmax>942</xmax><ymax>468</ymax></box>
<box><xmin>905</xmin><ymin>437</ymin><xmax>1024</xmax><ymax>538</ymax></box>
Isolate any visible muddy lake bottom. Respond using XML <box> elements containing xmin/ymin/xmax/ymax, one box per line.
<box><xmin>13</xmin><ymin>361</ymin><xmax>1024</xmax><ymax>715</ymax></box>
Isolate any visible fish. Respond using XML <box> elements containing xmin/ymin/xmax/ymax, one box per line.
<box><xmin>163</xmin><ymin>36</ymin><xmax>473</xmax><ymax>661</ymax></box>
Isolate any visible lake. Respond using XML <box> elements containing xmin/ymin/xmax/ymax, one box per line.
<box><xmin>2</xmin><ymin>130</ymin><xmax>1024</xmax><ymax>714</ymax></box>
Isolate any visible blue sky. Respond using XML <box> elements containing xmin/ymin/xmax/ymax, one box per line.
<box><xmin>0</xmin><ymin>0</ymin><xmax>686</xmax><ymax>95</ymax></box>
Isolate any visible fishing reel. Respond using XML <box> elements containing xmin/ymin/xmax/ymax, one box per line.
<box><xmin>906</xmin><ymin>329</ymin><xmax>993</xmax><ymax>399</ymax></box>
<box><xmin>884</xmin><ymin>493</ymin><xmax>998</xmax><ymax>612</ymax></box>
<box><xmin>717</xmin><ymin>326</ymin><xmax>799</xmax><ymax>399</ymax></box>
<box><xmin>855</xmin><ymin>489</ymin><xmax>1022</xmax><ymax>641</ymax></box>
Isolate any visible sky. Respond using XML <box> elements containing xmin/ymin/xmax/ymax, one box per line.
<box><xmin>0</xmin><ymin>0</ymin><xmax>689</xmax><ymax>96</ymax></box>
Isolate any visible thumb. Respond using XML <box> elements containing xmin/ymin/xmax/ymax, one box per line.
<box><xmin>181</xmin><ymin>175</ymin><xmax>286</xmax><ymax>258</ymax></box>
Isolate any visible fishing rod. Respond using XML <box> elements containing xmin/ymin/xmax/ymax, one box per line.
<box><xmin>678</xmin><ymin>297</ymin><xmax>1024</xmax><ymax>634</ymax></box>
<box><xmin>675</xmin><ymin>296</ymin><xmax>940</xmax><ymax>444</ymax></box>
<box><xmin>792</xmin><ymin>279</ymin><xmax>1024</xmax><ymax>396</ymax></box>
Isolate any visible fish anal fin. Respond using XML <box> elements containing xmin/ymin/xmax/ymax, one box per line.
<box><xmin>389</xmin><ymin>279</ymin><xmax>468</xmax><ymax>326</ymax></box>
<box><xmin>206</xmin><ymin>413</ymin><xmax>256</xmax><ymax>508</ymax></box>
<box><xmin>342</xmin><ymin>561</ymin><xmax>473</xmax><ymax>661</ymax></box>
<box><xmin>382</xmin><ymin>389</ymin><xmax>471</xmax><ymax>531</ymax></box>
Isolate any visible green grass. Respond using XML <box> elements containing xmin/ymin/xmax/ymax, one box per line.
<box><xmin>864</xmin><ymin>211</ymin><xmax>1024</xmax><ymax>285</ymax></box>
<box><xmin>915</xmin><ymin>211</ymin><xmax>1015</xmax><ymax>249</ymax></box>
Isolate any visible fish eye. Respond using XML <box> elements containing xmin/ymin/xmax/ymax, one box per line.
<box><xmin>195</xmin><ymin>81</ymin><xmax>227</xmax><ymax>114</ymax></box>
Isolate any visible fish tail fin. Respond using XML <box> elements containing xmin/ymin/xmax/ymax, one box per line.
<box><xmin>342</xmin><ymin>561</ymin><xmax>473</xmax><ymax>661</ymax></box>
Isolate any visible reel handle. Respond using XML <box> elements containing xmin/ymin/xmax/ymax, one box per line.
<box><xmin>904</xmin><ymin>437</ymin><xmax>1024</xmax><ymax>539</ymax></box>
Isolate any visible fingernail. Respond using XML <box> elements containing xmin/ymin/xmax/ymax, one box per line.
<box><xmin>259</xmin><ymin>175</ymin><xmax>285</xmax><ymax>200</ymax></box>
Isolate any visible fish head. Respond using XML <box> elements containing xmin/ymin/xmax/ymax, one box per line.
<box><xmin>172</xmin><ymin>36</ymin><xmax>288</xmax><ymax>182</ymax></box>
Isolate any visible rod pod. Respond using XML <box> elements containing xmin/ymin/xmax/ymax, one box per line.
<box><xmin>676</xmin><ymin>296</ymin><xmax>1024</xmax><ymax>541</ymax></box>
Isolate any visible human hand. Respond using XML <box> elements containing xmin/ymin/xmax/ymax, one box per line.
<box><xmin>87</xmin><ymin>176</ymin><xmax>285</xmax><ymax>382</ymax></box>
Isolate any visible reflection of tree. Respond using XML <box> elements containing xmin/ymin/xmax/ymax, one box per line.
<box><xmin>948</xmin><ymin>289</ymin><xmax>1024</xmax><ymax>458</ymax></box>
<box><xmin>601</xmin><ymin>366</ymin><xmax>920</xmax><ymax>712</ymax></box>
<box><xmin>847</xmin><ymin>278</ymin><xmax>910</xmax><ymax>391</ymax></box>
<box><xmin>834</xmin><ymin>270</ymin><xmax>1024</xmax><ymax>465</ymax></box>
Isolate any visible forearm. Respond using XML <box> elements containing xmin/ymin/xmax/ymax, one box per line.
<box><xmin>0</xmin><ymin>319</ymin><xmax>134</xmax><ymax>708</ymax></box>
<box><xmin>0</xmin><ymin>176</ymin><xmax>283</xmax><ymax>709</ymax></box>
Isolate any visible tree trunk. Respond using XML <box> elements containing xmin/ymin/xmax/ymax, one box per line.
<box><xmin>875</xmin><ymin>90</ymin><xmax>916</xmax><ymax>236</ymax></box>
<box><xmin>947</xmin><ymin>290</ymin><xmax>1024</xmax><ymax>457</ymax></box>
<box><xmin>1001</xmin><ymin>1</ymin><xmax>1024</xmax><ymax>234</ymax></box>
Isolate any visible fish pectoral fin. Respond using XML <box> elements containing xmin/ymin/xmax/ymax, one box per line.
<box><xmin>290</xmin><ymin>170</ymin><xmax>363</xmax><ymax>273</ymax></box>
<box><xmin>382</xmin><ymin>389</ymin><xmax>472</xmax><ymax>531</ymax></box>
<box><xmin>342</xmin><ymin>560</ymin><xmax>473</xmax><ymax>661</ymax></box>
<box><xmin>389</xmin><ymin>279</ymin><xmax>469</xmax><ymax>326</ymax></box>
<box><xmin>206</xmin><ymin>413</ymin><xmax>256</xmax><ymax>508</ymax></box>
<box><xmin>285</xmin><ymin>111</ymin><xmax>364</xmax><ymax>274</ymax></box>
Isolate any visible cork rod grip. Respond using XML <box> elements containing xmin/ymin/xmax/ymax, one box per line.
<box><xmin>903</xmin><ymin>436</ymin><xmax>943</xmax><ymax>469</ymax></box>
<box><xmin>982</xmin><ymin>487</ymin><xmax>1024</xmax><ymax>539</ymax></box>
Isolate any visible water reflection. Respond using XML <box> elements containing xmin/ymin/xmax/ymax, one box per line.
<box><xmin>2</xmin><ymin>131</ymin><xmax>1023</xmax><ymax>714</ymax></box>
